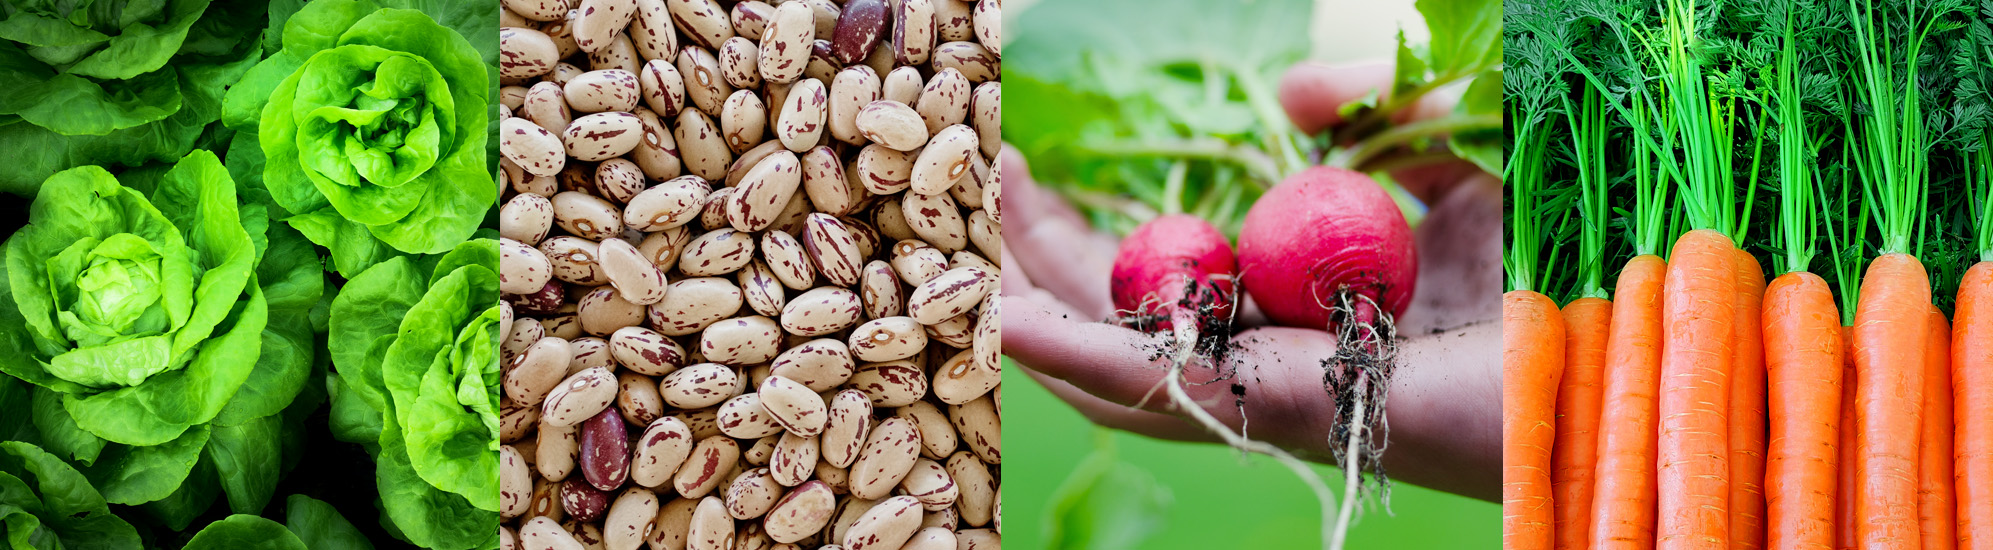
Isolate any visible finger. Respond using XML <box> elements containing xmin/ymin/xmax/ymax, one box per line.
<box><xmin>1399</xmin><ymin>172</ymin><xmax>1503</xmax><ymax>335</ymax></box>
<box><xmin>1021</xmin><ymin>367</ymin><xmax>1221</xmax><ymax>444</ymax></box>
<box><xmin>1278</xmin><ymin>61</ymin><xmax>1393</xmax><ymax>135</ymax></box>
<box><xmin>1379</xmin><ymin>320</ymin><xmax>1503</xmax><ymax>500</ymax></box>
<box><xmin>1388</xmin><ymin>160</ymin><xmax>1486</xmax><ymax>205</ymax></box>
<box><xmin>997</xmin><ymin>147</ymin><xmax>1122</xmax><ymax>318</ymax></box>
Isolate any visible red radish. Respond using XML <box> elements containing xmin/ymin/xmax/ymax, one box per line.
<box><xmin>1238</xmin><ymin>166</ymin><xmax>1416</xmax><ymax>330</ymax></box>
<box><xmin>1110</xmin><ymin>213</ymin><xmax>1239</xmax><ymax>329</ymax></box>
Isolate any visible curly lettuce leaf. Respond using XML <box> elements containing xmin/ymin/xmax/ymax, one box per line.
<box><xmin>0</xmin><ymin>441</ymin><xmax>143</xmax><ymax>550</ymax></box>
<box><xmin>183</xmin><ymin>514</ymin><xmax>308</xmax><ymax>550</ymax></box>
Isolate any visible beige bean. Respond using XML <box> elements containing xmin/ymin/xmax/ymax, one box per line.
<box><xmin>630</xmin><ymin>416</ymin><xmax>695</xmax><ymax>488</ymax></box>
<box><xmin>914</xmin><ymin>69</ymin><xmax>971</xmax><ymax>135</ymax></box>
<box><xmin>521</xmin><ymin>81</ymin><xmax>572</xmax><ymax>136</ymax></box>
<box><xmin>950</xmin><ymin>153</ymin><xmax>988</xmax><ymax>208</ymax></box>
<box><xmin>853</xmin><ymin>100</ymin><xmax>926</xmax><ymax>151</ymax></box>
<box><xmin>677</xmin><ymin>46</ymin><xmax>732</xmax><ymax>115</ymax></box>
<box><xmin>816</xmin><ymin>460</ymin><xmax>851</xmax><ymax>494</ymax></box>
<box><xmin>698</xmin><ymin>186</ymin><xmax>735</xmax><ymax>230</ymax></box>
<box><xmin>743</xmin><ymin>433</ymin><xmax>780</xmax><ymax>467</ymax></box>
<box><xmin>738</xmin><ymin>261</ymin><xmax>787</xmax><ymax>317</ymax></box>
<box><xmin>608</xmin><ymin>327</ymin><xmax>684</xmax><ymax>376</ymax></box>
<box><xmin>537</xmin><ymin>418</ymin><xmax>580</xmax><ymax>480</ymax></box>
<box><xmin>730</xmin><ymin>0</ymin><xmax>772</xmax><ymax>39</ymax></box>
<box><xmin>576</xmin><ymin>285</ymin><xmax>645</xmax><ymax>335</ymax></box>
<box><xmin>971</xmin><ymin>81</ymin><xmax>999</xmax><ymax>158</ymax></box>
<box><xmin>660</xmin><ymin>362</ymin><xmax>741</xmax><ymax>408</ymax></box>
<box><xmin>565</xmin><ymin>69</ymin><xmax>641</xmax><ymax>112</ymax></box>
<box><xmin>551</xmin><ymin>61</ymin><xmax>585</xmax><ymax>85</ymax></box>
<box><xmin>649</xmin><ymin>277</ymin><xmax>742</xmax><ymax>335</ymax></box>
<box><xmin>698</xmin><ymin>315</ymin><xmax>783</xmax><ymax>365</ymax></box>
<box><xmin>520</xmin><ymin>516</ymin><xmax>586</xmax><ymax>550</ymax></box>
<box><xmin>541</xmin><ymin>236</ymin><xmax>607</xmax><ymax>285</ymax></box>
<box><xmin>725</xmin><ymin>138</ymin><xmax>788</xmax><ymax>186</ymax></box>
<box><xmin>972</xmin><ymin>291</ymin><xmax>998</xmax><ymax>373</ymax></box>
<box><xmin>933</xmin><ymin>41</ymin><xmax>998</xmax><ymax>83</ymax></box>
<box><xmin>759</xmin><ymin>230</ymin><xmax>818</xmax><ymax>290</ymax></box>
<box><xmin>630</xmin><ymin>107</ymin><xmax>686</xmax><ymax>180</ymax></box>
<box><xmin>907</xmin><ymin>266</ymin><xmax>993</xmax><ymax>325</ymax></box>
<box><xmin>674</xmin><ymin>108</ymin><xmax>732</xmax><ymax>181</ymax></box>
<box><xmin>777</xmin><ymin>286</ymin><xmax>861</xmax><ymax>336</ymax></box>
<box><xmin>974</xmin><ymin>0</ymin><xmax>1000</xmax><ymax>53</ymax></box>
<box><xmin>718</xmin><ymin>37</ymin><xmax>762</xmax><ymax>89</ymax></box>
<box><xmin>615</xmin><ymin>371</ymin><xmax>666</xmax><ymax>427</ymax></box>
<box><xmin>804</xmin><ymin>38</ymin><xmax>840</xmax><ymax>82</ymax></box>
<box><xmin>850</xmin><ymin>144</ymin><xmax>914</xmax><ymax>195</ymax></box>
<box><xmin>676</xmin><ymin>438</ymin><xmax>742</xmax><ymax>499</ymax></box>
<box><xmin>717</xmin><ymin>393</ymin><xmax>786</xmax><ymax>439</ymax></box>
<box><xmin>625</xmin><ymin>175</ymin><xmax>710</xmax><ymax>231</ymax></box>
<box><xmin>881</xmin><ymin>66</ymin><xmax>924</xmax><ymax>105</ymax></box>
<box><xmin>828</xmin><ymin>67</ymin><xmax>882</xmax><ymax>145</ymax></box>
<box><xmin>667</xmin><ymin>0</ymin><xmax>733</xmax><ymax>50</ymax></box>
<box><xmin>542</xmin><ymin>366</ymin><xmax>619</xmax><ymax>426</ymax></box>
<box><xmin>759</xmin><ymin>0</ymin><xmax>814</xmax><ymax>84</ymax></box>
<box><xmin>899</xmin><ymin>458</ymin><xmax>958</xmax><ymax>511</ymax></box>
<box><xmin>602</xmin><ymin>487</ymin><xmax>659</xmax><ymax>550</ymax></box>
<box><xmin>678</xmin><ymin>228</ymin><xmax>757</xmax><ymax>276</ymax></box>
<box><xmin>648</xmin><ymin>497</ymin><xmax>698</xmax><ymax>550</ymax></box>
<box><xmin>763</xmin><ymin>481</ymin><xmax>838</xmax><ymax>543</ymax></box>
<box><xmin>802</xmin><ymin>146</ymin><xmax>863</xmax><ymax>217</ymax></box>
<box><xmin>501</xmin><ymin>238</ymin><xmax>555</xmax><ymax>294</ymax></box>
<box><xmin>720</xmin><ymin>89</ymin><xmax>768</xmax><ymax>153</ymax></box>
<box><xmin>506</xmin><ymin>337</ymin><xmax>573</xmax><ymax>405</ymax></box>
<box><xmin>821</xmin><ymin>390</ymin><xmax>874</xmax><ymax>468</ymax></box>
<box><xmin>770</xmin><ymin>339</ymin><xmax>854</xmax><ymax>392</ymax></box>
<box><xmin>947</xmin><ymin>451</ymin><xmax>995</xmax><ymax>526</ymax></box>
<box><xmin>563</xmin><ymin>112</ymin><xmax>645</xmax><ymax>161</ymax></box>
<box><xmin>572</xmin><ymin>0</ymin><xmax>636</xmax><ymax>52</ymax></box>
<box><xmin>775</xmin><ymin>78</ymin><xmax>827</xmax><ymax>152</ymax></box>
<box><xmin>950</xmin><ymin>395</ymin><xmax>999</xmax><ymax>463</ymax></box>
<box><xmin>502</xmin><ymin>27</ymin><xmax>561</xmax><ymax>80</ymax></box>
<box><xmin>501</xmin><ymin>401</ymin><xmax>541</xmax><ymax>443</ymax></box>
<box><xmin>757</xmin><ymin>375</ymin><xmax>829</xmax><ymax>436</ymax></box>
<box><xmin>506</xmin><ymin>0</ymin><xmax>570</xmax><ymax>21</ymax></box>
<box><xmin>935</xmin><ymin>0</ymin><xmax>975</xmax><ymax>40</ymax></box>
<box><xmin>894</xmin><ymin>401</ymin><xmax>957</xmax><ymax>459</ymax></box>
<box><xmin>901</xmin><ymin>527</ymin><xmax>955</xmax><ymax>550</ymax></box>
<box><xmin>803</xmin><ymin>214</ymin><xmax>863</xmax><ymax>286</ymax></box>
<box><xmin>909</xmin><ymin>125</ymin><xmax>978</xmax><ymax>196</ymax></box>
<box><xmin>501</xmin><ymin>445</ymin><xmax>532</xmax><ymax>518</ymax></box>
<box><xmin>598</xmin><ymin>237</ymin><xmax>669</xmax><ymax>304</ymax></box>
<box><xmin>900</xmin><ymin>190</ymin><xmax>967</xmax><ymax>253</ymax></box>
<box><xmin>924</xmin><ymin>312</ymin><xmax>974</xmax><ymax>349</ymax></box>
<box><xmin>729</xmin><ymin>150</ymin><xmax>803</xmax><ymax>231</ymax></box>
<box><xmin>889</xmin><ymin>240</ymin><xmax>948</xmax><ymax>286</ymax></box>
<box><xmin>594</xmin><ymin>158</ymin><xmax>646</xmax><ymax>203</ymax></box>
<box><xmin>685</xmin><ymin>495</ymin><xmax>734</xmax><ymax>550</ymax></box>
<box><xmin>846</xmin><ymin>359</ymin><xmax>928</xmax><ymax>407</ymax></box>
<box><xmin>568</xmin><ymin>336</ymin><xmax>614</xmax><ymax>375</ymax></box>
<box><xmin>639</xmin><ymin>60</ymin><xmax>687</xmax><ymax>118</ymax></box>
<box><xmin>848</xmin><ymin>317</ymin><xmax>927</xmax><ymax>362</ymax></box>
<box><xmin>859</xmin><ymin>260</ymin><xmax>904</xmax><ymax>320</ymax></box>
<box><xmin>630</xmin><ymin>0</ymin><xmax>678</xmax><ymax>61</ymax></box>
<box><xmin>552</xmin><ymin>191</ymin><xmax>624</xmax><ymax>241</ymax></box>
<box><xmin>967</xmin><ymin>209</ymin><xmax>999</xmax><ymax>261</ymax></box>
<box><xmin>842</xmin><ymin>496</ymin><xmax>922</xmax><ymax>550</ymax></box>
<box><xmin>769</xmin><ymin>431</ymin><xmax>818</xmax><ymax>486</ymax></box>
<box><xmin>725</xmin><ymin>467</ymin><xmax>784</xmax><ymax>519</ymax></box>
<box><xmin>891</xmin><ymin>0</ymin><xmax>935</xmax><ymax>65</ymax></box>
<box><xmin>502</xmin><ymin>117</ymin><xmax>567</xmax><ymax>176</ymax></box>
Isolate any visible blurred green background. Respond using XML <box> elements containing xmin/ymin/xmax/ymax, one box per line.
<box><xmin>1000</xmin><ymin>0</ymin><xmax>1500</xmax><ymax>547</ymax></box>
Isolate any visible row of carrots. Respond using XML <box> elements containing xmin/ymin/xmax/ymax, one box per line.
<box><xmin>1505</xmin><ymin>234</ymin><xmax>1993</xmax><ymax>550</ymax></box>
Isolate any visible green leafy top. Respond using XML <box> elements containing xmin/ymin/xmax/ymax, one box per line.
<box><xmin>223</xmin><ymin>0</ymin><xmax>494</xmax><ymax>265</ymax></box>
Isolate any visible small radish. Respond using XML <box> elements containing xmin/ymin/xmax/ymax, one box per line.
<box><xmin>1238</xmin><ymin>165</ymin><xmax>1416</xmax><ymax>331</ymax></box>
<box><xmin>1110</xmin><ymin>213</ymin><xmax>1239</xmax><ymax>331</ymax></box>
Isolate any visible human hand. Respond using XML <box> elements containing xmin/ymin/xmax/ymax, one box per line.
<box><xmin>1000</xmin><ymin>61</ymin><xmax>1503</xmax><ymax>501</ymax></box>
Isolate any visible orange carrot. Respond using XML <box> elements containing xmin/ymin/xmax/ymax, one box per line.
<box><xmin>1839</xmin><ymin>325</ymin><xmax>1858</xmax><ymax>550</ymax></box>
<box><xmin>1659</xmin><ymin>229</ymin><xmax>1738</xmax><ymax>550</ymax></box>
<box><xmin>1555</xmin><ymin>297</ymin><xmax>1611</xmax><ymax>550</ymax></box>
<box><xmin>1508</xmin><ymin>290</ymin><xmax>1568</xmax><ymax>550</ymax></box>
<box><xmin>1959</xmin><ymin>263</ymin><xmax>1993</xmax><ymax>550</ymax></box>
<box><xmin>1591</xmin><ymin>255</ymin><xmax>1667</xmax><ymax>550</ymax></box>
<box><xmin>1851</xmin><ymin>253</ymin><xmax>1930</xmax><ymax>550</ymax></box>
<box><xmin>1762</xmin><ymin>272</ymin><xmax>1843</xmax><ymax>550</ymax></box>
<box><xmin>1921</xmin><ymin>306</ymin><xmax>1956</xmax><ymax>550</ymax></box>
<box><xmin>1730</xmin><ymin>251</ymin><xmax>1768</xmax><ymax>550</ymax></box>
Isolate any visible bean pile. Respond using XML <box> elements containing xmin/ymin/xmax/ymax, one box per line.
<box><xmin>494</xmin><ymin>0</ymin><xmax>1002</xmax><ymax>548</ymax></box>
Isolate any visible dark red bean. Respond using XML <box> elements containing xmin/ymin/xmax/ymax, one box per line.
<box><xmin>579</xmin><ymin>407</ymin><xmax>633</xmax><ymax>491</ymax></box>
<box><xmin>830</xmin><ymin>0</ymin><xmax>888</xmax><ymax>64</ymax></box>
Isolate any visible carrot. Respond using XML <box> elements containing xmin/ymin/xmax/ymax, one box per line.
<box><xmin>1921</xmin><ymin>306</ymin><xmax>1956</xmax><ymax>550</ymax></box>
<box><xmin>1960</xmin><ymin>263</ymin><xmax>1993</xmax><ymax>550</ymax></box>
<box><xmin>1555</xmin><ymin>297</ymin><xmax>1611</xmax><ymax>550</ymax></box>
<box><xmin>1762</xmin><ymin>272</ymin><xmax>1843</xmax><ymax>550</ymax></box>
<box><xmin>1591</xmin><ymin>255</ymin><xmax>1667</xmax><ymax>550</ymax></box>
<box><xmin>1839</xmin><ymin>325</ymin><xmax>1858</xmax><ymax>550</ymax></box>
<box><xmin>1508</xmin><ymin>290</ymin><xmax>1569</xmax><ymax>550</ymax></box>
<box><xmin>1851</xmin><ymin>253</ymin><xmax>1930</xmax><ymax>550</ymax></box>
<box><xmin>1730</xmin><ymin>251</ymin><xmax>1768</xmax><ymax>550</ymax></box>
<box><xmin>1659</xmin><ymin>229</ymin><xmax>1738</xmax><ymax>550</ymax></box>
